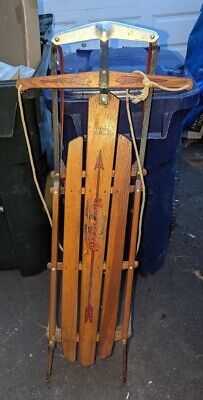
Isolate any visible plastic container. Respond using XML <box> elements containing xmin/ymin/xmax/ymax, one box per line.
<box><xmin>44</xmin><ymin>47</ymin><xmax>199</xmax><ymax>274</ymax></box>
<box><xmin>0</xmin><ymin>15</ymin><xmax>53</xmax><ymax>276</ymax></box>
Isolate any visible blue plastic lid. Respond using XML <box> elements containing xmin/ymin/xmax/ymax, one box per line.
<box><xmin>64</xmin><ymin>47</ymin><xmax>187</xmax><ymax>77</ymax></box>
<box><xmin>44</xmin><ymin>47</ymin><xmax>199</xmax><ymax>139</ymax></box>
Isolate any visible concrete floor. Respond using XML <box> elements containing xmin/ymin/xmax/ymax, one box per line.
<box><xmin>0</xmin><ymin>143</ymin><xmax>202</xmax><ymax>400</ymax></box>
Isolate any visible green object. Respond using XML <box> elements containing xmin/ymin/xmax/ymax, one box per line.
<box><xmin>0</xmin><ymin>20</ymin><xmax>52</xmax><ymax>276</ymax></box>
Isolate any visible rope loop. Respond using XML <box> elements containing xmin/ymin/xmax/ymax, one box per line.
<box><xmin>127</xmin><ymin>69</ymin><xmax>190</xmax><ymax>105</ymax></box>
<box><xmin>125</xmin><ymin>69</ymin><xmax>190</xmax><ymax>252</ymax></box>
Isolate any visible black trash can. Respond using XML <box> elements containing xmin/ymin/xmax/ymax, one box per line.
<box><xmin>0</xmin><ymin>15</ymin><xmax>53</xmax><ymax>276</ymax></box>
<box><xmin>44</xmin><ymin>47</ymin><xmax>199</xmax><ymax>275</ymax></box>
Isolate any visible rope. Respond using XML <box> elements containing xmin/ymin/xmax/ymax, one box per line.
<box><xmin>57</xmin><ymin>45</ymin><xmax>65</xmax><ymax>151</ymax></box>
<box><xmin>128</xmin><ymin>70</ymin><xmax>191</xmax><ymax>104</ymax></box>
<box><xmin>17</xmin><ymin>85</ymin><xmax>63</xmax><ymax>253</ymax></box>
<box><xmin>125</xmin><ymin>91</ymin><xmax>145</xmax><ymax>254</ymax></box>
<box><xmin>18</xmin><ymin>70</ymin><xmax>190</xmax><ymax>258</ymax></box>
<box><xmin>126</xmin><ymin>70</ymin><xmax>190</xmax><ymax>254</ymax></box>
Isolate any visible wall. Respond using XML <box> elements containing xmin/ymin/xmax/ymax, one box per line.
<box><xmin>38</xmin><ymin>0</ymin><xmax>202</xmax><ymax>57</ymax></box>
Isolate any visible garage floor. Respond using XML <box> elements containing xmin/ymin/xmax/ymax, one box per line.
<box><xmin>0</xmin><ymin>143</ymin><xmax>202</xmax><ymax>400</ymax></box>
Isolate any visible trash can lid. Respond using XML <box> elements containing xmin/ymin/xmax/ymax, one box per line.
<box><xmin>61</xmin><ymin>46</ymin><xmax>199</xmax><ymax>107</ymax></box>
<box><xmin>44</xmin><ymin>46</ymin><xmax>199</xmax><ymax>140</ymax></box>
<box><xmin>64</xmin><ymin>47</ymin><xmax>186</xmax><ymax>76</ymax></box>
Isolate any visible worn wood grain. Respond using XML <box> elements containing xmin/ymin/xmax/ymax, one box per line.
<box><xmin>79</xmin><ymin>93</ymin><xmax>119</xmax><ymax>366</ymax></box>
<box><xmin>47</xmin><ymin>260</ymin><xmax>138</xmax><ymax>271</ymax></box>
<box><xmin>121</xmin><ymin>179</ymin><xmax>142</xmax><ymax>341</ymax></box>
<box><xmin>16</xmin><ymin>71</ymin><xmax>193</xmax><ymax>91</ymax></box>
<box><xmin>46</xmin><ymin>324</ymin><xmax>131</xmax><ymax>344</ymax></box>
<box><xmin>98</xmin><ymin>135</ymin><xmax>132</xmax><ymax>359</ymax></box>
<box><xmin>61</xmin><ymin>137</ymin><xmax>83</xmax><ymax>361</ymax></box>
<box><xmin>48</xmin><ymin>180</ymin><xmax>60</xmax><ymax>346</ymax></box>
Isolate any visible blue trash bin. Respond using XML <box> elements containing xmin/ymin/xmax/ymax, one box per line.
<box><xmin>44</xmin><ymin>47</ymin><xmax>199</xmax><ymax>274</ymax></box>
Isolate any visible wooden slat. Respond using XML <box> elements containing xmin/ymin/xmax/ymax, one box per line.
<box><xmin>122</xmin><ymin>179</ymin><xmax>142</xmax><ymax>342</ymax></box>
<box><xmin>47</xmin><ymin>260</ymin><xmax>138</xmax><ymax>271</ymax></box>
<box><xmin>79</xmin><ymin>93</ymin><xmax>119</xmax><ymax>366</ymax></box>
<box><xmin>48</xmin><ymin>180</ymin><xmax>60</xmax><ymax>345</ymax></box>
<box><xmin>46</xmin><ymin>324</ymin><xmax>131</xmax><ymax>343</ymax></box>
<box><xmin>60</xmin><ymin>163</ymin><xmax>147</xmax><ymax>180</ymax></box>
<box><xmin>98</xmin><ymin>135</ymin><xmax>132</xmax><ymax>359</ymax></box>
<box><xmin>16</xmin><ymin>71</ymin><xmax>193</xmax><ymax>91</ymax></box>
<box><xmin>59</xmin><ymin>184</ymin><xmax>137</xmax><ymax>195</ymax></box>
<box><xmin>61</xmin><ymin>137</ymin><xmax>83</xmax><ymax>361</ymax></box>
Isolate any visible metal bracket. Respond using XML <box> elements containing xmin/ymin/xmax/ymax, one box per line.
<box><xmin>99</xmin><ymin>40</ymin><xmax>109</xmax><ymax>104</ymax></box>
<box><xmin>52</xmin><ymin>20</ymin><xmax>159</xmax><ymax>45</ymax></box>
<box><xmin>51</xmin><ymin>21</ymin><xmax>159</xmax><ymax>105</ymax></box>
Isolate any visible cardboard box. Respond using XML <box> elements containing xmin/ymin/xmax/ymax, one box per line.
<box><xmin>183</xmin><ymin>114</ymin><xmax>203</xmax><ymax>140</ymax></box>
<box><xmin>0</xmin><ymin>0</ymin><xmax>41</xmax><ymax>69</ymax></box>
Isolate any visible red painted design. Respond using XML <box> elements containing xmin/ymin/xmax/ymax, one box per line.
<box><xmin>117</xmin><ymin>74</ymin><xmax>172</xmax><ymax>87</ymax></box>
<box><xmin>85</xmin><ymin>303</ymin><xmax>93</xmax><ymax>323</ymax></box>
<box><xmin>86</xmin><ymin>198</ymin><xmax>102</xmax><ymax>253</ymax></box>
<box><xmin>84</xmin><ymin>151</ymin><xmax>104</xmax><ymax>323</ymax></box>
<box><xmin>116</xmin><ymin>75</ymin><xmax>143</xmax><ymax>85</ymax></box>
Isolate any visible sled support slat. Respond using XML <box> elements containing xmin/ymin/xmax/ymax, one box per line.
<box><xmin>79</xmin><ymin>93</ymin><xmax>119</xmax><ymax>366</ymax></box>
<box><xmin>122</xmin><ymin>179</ymin><xmax>142</xmax><ymax>342</ymax></box>
<box><xmin>46</xmin><ymin>324</ymin><xmax>132</xmax><ymax>343</ymax></box>
<box><xmin>47</xmin><ymin>260</ymin><xmax>138</xmax><ymax>271</ymax></box>
<box><xmin>61</xmin><ymin>137</ymin><xmax>83</xmax><ymax>361</ymax></box>
<box><xmin>98</xmin><ymin>135</ymin><xmax>132</xmax><ymax>359</ymax></box>
<box><xmin>48</xmin><ymin>180</ymin><xmax>60</xmax><ymax>346</ymax></box>
<box><xmin>59</xmin><ymin>164</ymin><xmax>147</xmax><ymax>181</ymax></box>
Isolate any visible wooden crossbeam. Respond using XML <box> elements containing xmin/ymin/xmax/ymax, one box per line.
<box><xmin>46</xmin><ymin>324</ymin><xmax>131</xmax><ymax>344</ymax></box>
<box><xmin>47</xmin><ymin>261</ymin><xmax>138</xmax><ymax>271</ymax></box>
<box><xmin>59</xmin><ymin>164</ymin><xmax>147</xmax><ymax>181</ymax></box>
<box><xmin>57</xmin><ymin>184</ymin><xmax>137</xmax><ymax>195</ymax></box>
<box><xmin>16</xmin><ymin>71</ymin><xmax>193</xmax><ymax>91</ymax></box>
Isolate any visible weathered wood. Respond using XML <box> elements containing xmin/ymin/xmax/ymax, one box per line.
<box><xmin>47</xmin><ymin>260</ymin><xmax>138</xmax><ymax>271</ymax></box>
<box><xmin>59</xmin><ymin>184</ymin><xmax>137</xmax><ymax>195</ymax></box>
<box><xmin>79</xmin><ymin>93</ymin><xmax>119</xmax><ymax>366</ymax></box>
<box><xmin>16</xmin><ymin>71</ymin><xmax>193</xmax><ymax>91</ymax></box>
<box><xmin>61</xmin><ymin>137</ymin><xmax>83</xmax><ymax>361</ymax></box>
<box><xmin>60</xmin><ymin>163</ymin><xmax>147</xmax><ymax>180</ymax></box>
<box><xmin>46</xmin><ymin>324</ymin><xmax>131</xmax><ymax>343</ymax></box>
<box><xmin>98</xmin><ymin>135</ymin><xmax>132</xmax><ymax>359</ymax></box>
<box><xmin>48</xmin><ymin>180</ymin><xmax>60</xmax><ymax>346</ymax></box>
<box><xmin>122</xmin><ymin>179</ymin><xmax>142</xmax><ymax>341</ymax></box>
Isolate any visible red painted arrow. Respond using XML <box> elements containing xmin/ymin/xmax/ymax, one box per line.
<box><xmin>85</xmin><ymin>151</ymin><xmax>104</xmax><ymax>323</ymax></box>
<box><xmin>95</xmin><ymin>150</ymin><xmax>104</xmax><ymax>198</ymax></box>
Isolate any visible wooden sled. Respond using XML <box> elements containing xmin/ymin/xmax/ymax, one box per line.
<box><xmin>47</xmin><ymin>92</ymin><xmax>141</xmax><ymax>380</ymax></box>
<box><xmin>16</xmin><ymin>21</ymin><xmax>193</xmax><ymax>382</ymax></box>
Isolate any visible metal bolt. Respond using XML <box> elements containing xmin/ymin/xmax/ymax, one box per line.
<box><xmin>150</xmin><ymin>34</ymin><xmax>155</xmax><ymax>40</ymax></box>
<box><xmin>55</xmin><ymin>36</ymin><xmax>60</xmax><ymax>42</ymax></box>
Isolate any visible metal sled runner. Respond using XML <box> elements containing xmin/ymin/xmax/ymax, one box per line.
<box><xmin>16</xmin><ymin>21</ymin><xmax>193</xmax><ymax>382</ymax></box>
